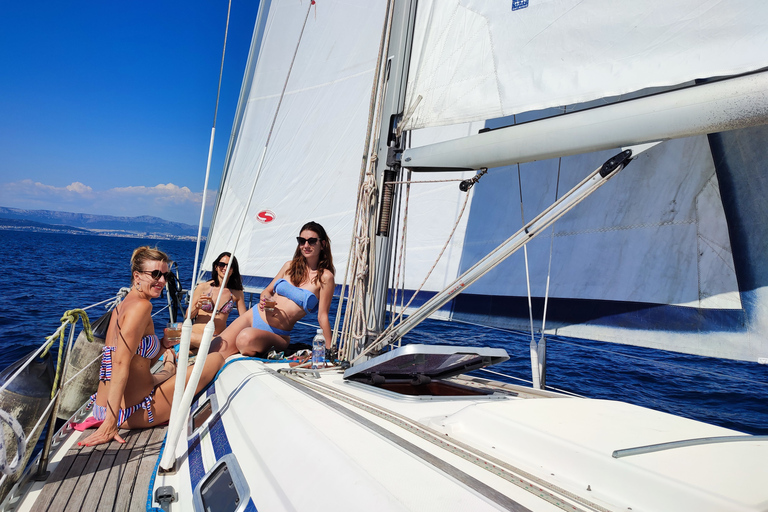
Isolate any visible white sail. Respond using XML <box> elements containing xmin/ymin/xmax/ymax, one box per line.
<box><xmin>403</xmin><ymin>0</ymin><xmax>768</xmax><ymax>130</ymax></box>
<box><xmin>362</xmin><ymin>0</ymin><xmax>768</xmax><ymax>363</ymax></box>
<box><xmin>204</xmin><ymin>0</ymin><xmax>387</xmax><ymax>286</ymax></box>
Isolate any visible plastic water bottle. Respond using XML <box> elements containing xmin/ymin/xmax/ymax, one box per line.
<box><xmin>311</xmin><ymin>329</ymin><xmax>325</xmax><ymax>369</ymax></box>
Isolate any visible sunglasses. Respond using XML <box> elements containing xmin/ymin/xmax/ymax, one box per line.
<box><xmin>216</xmin><ymin>262</ymin><xmax>230</xmax><ymax>270</ymax></box>
<box><xmin>138</xmin><ymin>270</ymin><xmax>173</xmax><ymax>281</ymax></box>
<box><xmin>296</xmin><ymin>237</ymin><xmax>320</xmax><ymax>246</ymax></box>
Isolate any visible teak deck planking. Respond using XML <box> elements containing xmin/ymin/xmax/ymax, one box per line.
<box><xmin>32</xmin><ymin>426</ymin><xmax>167</xmax><ymax>512</ymax></box>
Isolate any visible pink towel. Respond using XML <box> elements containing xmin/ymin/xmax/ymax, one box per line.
<box><xmin>72</xmin><ymin>416</ymin><xmax>103</xmax><ymax>431</ymax></box>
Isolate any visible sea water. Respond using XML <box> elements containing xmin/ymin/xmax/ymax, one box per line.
<box><xmin>1</xmin><ymin>230</ymin><xmax>766</xmax><ymax>435</ymax></box>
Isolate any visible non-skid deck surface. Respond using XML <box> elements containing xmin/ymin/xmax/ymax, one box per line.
<box><xmin>32</xmin><ymin>426</ymin><xmax>166</xmax><ymax>512</ymax></box>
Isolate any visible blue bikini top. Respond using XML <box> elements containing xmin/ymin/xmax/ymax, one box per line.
<box><xmin>274</xmin><ymin>278</ymin><xmax>319</xmax><ymax>314</ymax></box>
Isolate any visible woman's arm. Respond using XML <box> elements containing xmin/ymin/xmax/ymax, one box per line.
<box><xmin>233</xmin><ymin>289</ymin><xmax>247</xmax><ymax>315</ymax></box>
<box><xmin>152</xmin><ymin>348</ymin><xmax>176</xmax><ymax>386</ymax></box>
<box><xmin>188</xmin><ymin>282</ymin><xmax>209</xmax><ymax>320</ymax></box>
<box><xmin>258</xmin><ymin>262</ymin><xmax>290</xmax><ymax>310</ymax></box>
<box><xmin>317</xmin><ymin>271</ymin><xmax>335</xmax><ymax>349</ymax></box>
<box><xmin>81</xmin><ymin>300</ymin><xmax>151</xmax><ymax>446</ymax></box>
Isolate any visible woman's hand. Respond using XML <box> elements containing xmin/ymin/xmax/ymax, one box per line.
<box><xmin>258</xmin><ymin>294</ymin><xmax>272</xmax><ymax>311</ymax></box>
<box><xmin>79</xmin><ymin>420</ymin><xmax>125</xmax><ymax>447</ymax></box>
<box><xmin>153</xmin><ymin>348</ymin><xmax>177</xmax><ymax>386</ymax></box>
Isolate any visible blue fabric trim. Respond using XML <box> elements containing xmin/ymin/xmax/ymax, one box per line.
<box><xmin>144</xmin><ymin>357</ymin><xmax>270</xmax><ymax>511</ymax></box>
<box><xmin>187</xmin><ymin>433</ymin><xmax>205</xmax><ymax>492</ymax></box>
<box><xmin>145</xmin><ymin>432</ymin><xmax>168</xmax><ymax>512</ymax></box>
<box><xmin>214</xmin><ymin>356</ymin><xmax>284</xmax><ymax>381</ymax></box>
<box><xmin>209</xmin><ymin>413</ymin><xmax>232</xmax><ymax>460</ymax></box>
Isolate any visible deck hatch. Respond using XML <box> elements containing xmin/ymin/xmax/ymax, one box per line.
<box><xmin>188</xmin><ymin>394</ymin><xmax>219</xmax><ymax>438</ymax></box>
<box><xmin>193</xmin><ymin>453</ymin><xmax>250</xmax><ymax>512</ymax></box>
<box><xmin>344</xmin><ymin>344</ymin><xmax>509</xmax><ymax>384</ymax></box>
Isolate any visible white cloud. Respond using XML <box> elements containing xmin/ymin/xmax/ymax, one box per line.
<box><xmin>0</xmin><ymin>179</ymin><xmax>216</xmax><ymax>225</ymax></box>
<box><xmin>66</xmin><ymin>182</ymin><xmax>93</xmax><ymax>193</ymax></box>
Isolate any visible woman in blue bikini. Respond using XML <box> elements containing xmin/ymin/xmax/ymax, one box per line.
<box><xmin>188</xmin><ymin>252</ymin><xmax>247</xmax><ymax>351</ymax></box>
<box><xmin>81</xmin><ymin>247</ymin><xmax>225</xmax><ymax>447</ymax></box>
<box><xmin>214</xmin><ymin>221</ymin><xmax>335</xmax><ymax>358</ymax></box>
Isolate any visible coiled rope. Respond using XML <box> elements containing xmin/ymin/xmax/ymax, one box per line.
<box><xmin>337</xmin><ymin>0</ymin><xmax>396</xmax><ymax>362</ymax></box>
<box><xmin>42</xmin><ymin>309</ymin><xmax>94</xmax><ymax>400</ymax></box>
<box><xmin>0</xmin><ymin>307</ymin><xmax>95</xmax><ymax>476</ymax></box>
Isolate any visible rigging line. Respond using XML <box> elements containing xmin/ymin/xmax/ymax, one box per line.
<box><xmin>477</xmin><ymin>368</ymin><xmax>585</xmax><ymax>398</ymax></box>
<box><xmin>151</xmin><ymin>304</ymin><xmax>170</xmax><ymax>317</ymax></box>
<box><xmin>212</xmin><ymin>0</ymin><xmax>232</xmax><ymax>128</ymax></box>
<box><xmin>395</xmin><ymin>169</ymin><xmax>412</xmax><ymax>347</ymax></box>
<box><xmin>370</xmin><ymin>189</ymin><xmax>472</xmax><ymax>350</ymax></box>
<box><xmin>517</xmin><ymin>164</ymin><xmax>536</xmax><ymax>345</ymax></box>
<box><xmin>512</xmin><ymin>114</ymin><xmax>536</xmax><ymax>350</ymax></box>
<box><xmin>454</xmin><ymin>315</ymin><xmax>768</xmax><ymax>390</ymax></box>
<box><xmin>461</xmin><ymin>309</ymin><xmax>768</xmax><ymax>389</ymax></box>
<box><xmin>163</xmin><ymin>2</ymin><xmax>315</xmax><ymax>471</ymax></box>
<box><xmin>265</xmin><ymin>3</ymin><xmax>313</xmax><ymax>145</ymax></box>
<box><xmin>338</xmin><ymin>0</ymin><xmax>395</xmax><ymax>360</ymax></box>
<box><xmin>464</xmin><ymin>317</ymin><xmax>768</xmax><ymax>389</ymax></box>
<box><xmin>186</xmin><ymin>0</ymin><xmax>233</xmax><ymax>320</ymax></box>
<box><xmin>387</xmin><ymin>177</ymin><xmax>466</xmax><ymax>184</ymax></box>
<box><xmin>540</xmin><ymin>159</ymin><xmax>562</xmax><ymax>337</ymax></box>
<box><xmin>78</xmin><ymin>295</ymin><xmax>119</xmax><ymax>311</ymax></box>
<box><xmin>390</xmin><ymin>133</ymin><xmax>413</xmax><ymax>333</ymax></box>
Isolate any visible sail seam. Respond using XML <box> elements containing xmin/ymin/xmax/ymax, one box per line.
<box><xmin>553</xmin><ymin>219</ymin><xmax>696</xmax><ymax>237</ymax></box>
<box><xmin>248</xmin><ymin>68</ymin><xmax>376</xmax><ymax>101</ymax></box>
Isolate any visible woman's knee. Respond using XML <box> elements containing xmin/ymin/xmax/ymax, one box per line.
<box><xmin>235</xmin><ymin>329</ymin><xmax>261</xmax><ymax>356</ymax></box>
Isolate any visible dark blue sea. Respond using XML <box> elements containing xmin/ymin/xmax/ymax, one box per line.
<box><xmin>1</xmin><ymin>230</ymin><xmax>766</xmax><ymax>435</ymax></box>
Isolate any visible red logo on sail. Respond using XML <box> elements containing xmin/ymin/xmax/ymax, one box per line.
<box><xmin>256</xmin><ymin>210</ymin><xmax>276</xmax><ymax>223</ymax></box>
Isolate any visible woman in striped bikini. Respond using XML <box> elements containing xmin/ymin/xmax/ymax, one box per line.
<box><xmin>81</xmin><ymin>247</ymin><xmax>225</xmax><ymax>447</ymax></box>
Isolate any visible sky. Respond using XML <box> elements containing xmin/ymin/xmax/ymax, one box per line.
<box><xmin>0</xmin><ymin>1</ymin><xmax>260</xmax><ymax>225</ymax></box>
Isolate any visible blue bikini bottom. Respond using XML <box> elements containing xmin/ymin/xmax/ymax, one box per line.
<box><xmin>253</xmin><ymin>311</ymin><xmax>291</xmax><ymax>336</ymax></box>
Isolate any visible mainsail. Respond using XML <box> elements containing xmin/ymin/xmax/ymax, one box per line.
<box><xmin>204</xmin><ymin>0</ymin><xmax>387</xmax><ymax>286</ymax></box>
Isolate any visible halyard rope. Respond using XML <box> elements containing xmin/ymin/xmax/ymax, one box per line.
<box><xmin>338</xmin><ymin>0</ymin><xmax>396</xmax><ymax>361</ymax></box>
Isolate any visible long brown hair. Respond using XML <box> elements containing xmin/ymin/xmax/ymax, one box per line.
<box><xmin>211</xmin><ymin>252</ymin><xmax>244</xmax><ymax>290</ymax></box>
<box><xmin>287</xmin><ymin>221</ymin><xmax>335</xmax><ymax>286</ymax></box>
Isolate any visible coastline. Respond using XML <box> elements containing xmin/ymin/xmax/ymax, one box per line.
<box><xmin>0</xmin><ymin>223</ymin><xmax>204</xmax><ymax>242</ymax></box>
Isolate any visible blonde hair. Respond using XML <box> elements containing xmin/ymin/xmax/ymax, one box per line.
<box><xmin>130</xmin><ymin>246</ymin><xmax>168</xmax><ymax>283</ymax></box>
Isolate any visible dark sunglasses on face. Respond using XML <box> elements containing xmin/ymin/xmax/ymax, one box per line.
<box><xmin>216</xmin><ymin>262</ymin><xmax>230</xmax><ymax>270</ymax></box>
<box><xmin>138</xmin><ymin>270</ymin><xmax>173</xmax><ymax>281</ymax></box>
<box><xmin>296</xmin><ymin>237</ymin><xmax>319</xmax><ymax>246</ymax></box>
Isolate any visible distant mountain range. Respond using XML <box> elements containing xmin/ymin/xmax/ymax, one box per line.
<box><xmin>0</xmin><ymin>207</ymin><xmax>206</xmax><ymax>240</ymax></box>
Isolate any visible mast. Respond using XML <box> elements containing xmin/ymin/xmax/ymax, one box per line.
<box><xmin>366</xmin><ymin>0</ymin><xmax>418</xmax><ymax>338</ymax></box>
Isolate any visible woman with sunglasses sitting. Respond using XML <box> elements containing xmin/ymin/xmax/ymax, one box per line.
<box><xmin>213</xmin><ymin>221</ymin><xmax>335</xmax><ymax>358</ymax></box>
<box><xmin>187</xmin><ymin>252</ymin><xmax>247</xmax><ymax>352</ymax></box>
<box><xmin>81</xmin><ymin>246</ymin><xmax>225</xmax><ymax>447</ymax></box>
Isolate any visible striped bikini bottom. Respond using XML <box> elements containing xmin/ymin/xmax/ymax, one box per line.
<box><xmin>88</xmin><ymin>390</ymin><xmax>155</xmax><ymax>426</ymax></box>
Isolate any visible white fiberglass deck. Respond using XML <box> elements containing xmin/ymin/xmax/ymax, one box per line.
<box><xmin>154</xmin><ymin>358</ymin><xmax>768</xmax><ymax>512</ymax></box>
